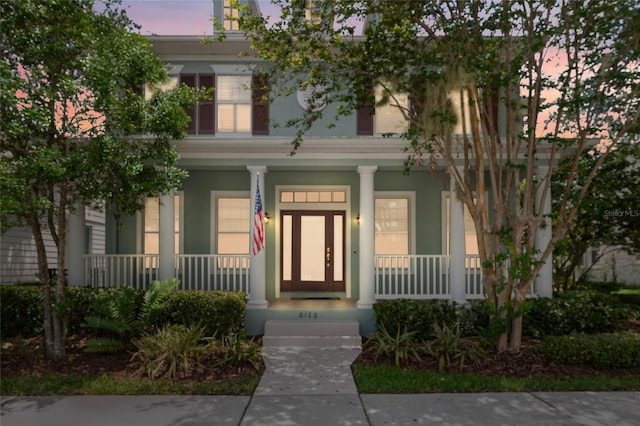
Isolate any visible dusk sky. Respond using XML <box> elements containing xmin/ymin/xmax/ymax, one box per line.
<box><xmin>122</xmin><ymin>0</ymin><xmax>278</xmax><ymax>35</ymax></box>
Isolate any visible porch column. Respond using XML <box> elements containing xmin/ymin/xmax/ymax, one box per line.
<box><xmin>247</xmin><ymin>166</ymin><xmax>268</xmax><ymax>309</ymax></box>
<box><xmin>66</xmin><ymin>202</ymin><xmax>85</xmax><ymax>286</ymax></box>
<box><xmin>535</xmin><ymin>166</ymin><xmax>553</xmax><ymax>298</ymax></box>
<box><xmin>158</xmin><ymin>191</ymin><xmax>175</xmax><ymax>281</ymax></box>
<box><xmin>449</xmin><ymin>170</ymin><xmax>467</xmax><ymax>304</ymax></box>
<box><xmin>357</xmin><ymin>165</ymin><xmax>377</xmax><ymax>309</ymax></box>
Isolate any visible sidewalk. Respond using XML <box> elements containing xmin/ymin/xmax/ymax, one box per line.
<box><xmin>2</xmin><ymin>346</ymin><xmax>639</xmax><ymax>425</ymax></box>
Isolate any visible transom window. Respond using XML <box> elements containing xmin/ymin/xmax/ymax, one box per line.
<box><xmin>280</xmin><ymin>190</ymin><xmax>346</xmax><ymax>204</ymax></box>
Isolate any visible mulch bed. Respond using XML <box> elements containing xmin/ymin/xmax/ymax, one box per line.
<box><xmin>3</xmin><ymin>319</ymin><xmax>640</xmax><ymax>382</ymax></box>
<box><xmin>0</xmin><ymin>334</ymin><xmax>262</xmax><ymax>384</ymax></box>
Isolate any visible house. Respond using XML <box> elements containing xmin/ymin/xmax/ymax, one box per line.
<box><xmin>0</xmin><ymin>209</ymin><xmax>105</xmax><ymax>285</ymax></box>
<box><xmin>15</xmin><ymin>0</ymin><xmax>554</xmax><ymax>336</ymax></box>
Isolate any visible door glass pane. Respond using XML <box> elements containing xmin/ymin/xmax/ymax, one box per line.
<box><xmin>334</xmin><ymin>214</ymin><xmax>343</xmax><ymax>281</ymax></box>
<box><xmin>282</xmin><ymin>214</ymin><xmax>292</xmax><ymax>281</ymax></box>
<box><xmin>300</xmin><ymin>215</ymin><xmax>325</xmax><ymax>281</ymax></box>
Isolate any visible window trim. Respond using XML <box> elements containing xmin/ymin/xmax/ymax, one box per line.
<box><xmin>441</xmin><ymin>191</ymin><xmax>480</xmax><ymax>257</ymax></box>
<box><xmin>210</xmin><ymin>191</ymin><xmax>251</xmax><ymax>254</ymax></box>
<box><xmin>138</xmin><ymin>192</ymin><xmax>184</xmax><ymax>257</ymax></box>
<box><xmin>374</xmin><ymin>191</ymin><xmax>416</xmax><ymax>256</ymax></box>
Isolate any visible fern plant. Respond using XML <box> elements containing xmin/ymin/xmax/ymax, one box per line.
<box><xmin>367</xmin><ymin>324</ymin><xmax>422</xmax><ymax>367</ymax></box>
<box><xmin>82</xmin><ymin>278</ymin><xmax>180</xmax><ymax>353</ymax></box>
<box><xmin>426</xmin><ymin>322</ymin><xmax>484</xmax><ymax>371</ymax></box>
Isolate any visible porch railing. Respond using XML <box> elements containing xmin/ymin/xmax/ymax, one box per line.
<box><xmin>375</xmin><ymin>255</ymin><xmax>450</xmax><ymax>299</ymax></box>
<box><xmin>374</xmin><ymin>254</ymin><xmax>489</xmax><ymax>300</ymax></box>
<box><xmin>175</xmin><ymin>254</ymin><xmax>250</xmax><ymax>293</ymax></box>
<box><xmin>84</xmin><ymin>254</ymin><xmax>250</xmax><ymax>294</ymax></box>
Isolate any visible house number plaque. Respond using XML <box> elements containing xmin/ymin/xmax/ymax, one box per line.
<box><xmin>299</xmin><ymin>311</ymin><xmax>319</xmax><ymax>319</ymax></box>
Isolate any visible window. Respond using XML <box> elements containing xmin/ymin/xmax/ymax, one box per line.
<box><xmin>181</xmin><ymin>71</ymin><xmax>269</xmax><ymax>136</ymax></box>
<box><xmin>214</xmin><ymin>195</ymin><xmax>250</xmax><ymax>254</ymax></box>
<box><xmin>358</xmin><ymin>84</ymin><xmax>409</xmax><ymax>135</ymax></box>
<box><xmin>443</xmin><ymin>193</ymin><xmax>479</xmax><ymax>256</ymax></box>
<box><xmin>280</xmin><ymin>190</ymin><xmax>346</xmax><ymax>203</ymax></box>
<box><xmin>223</xmin><ymin>0</ymin><xmax>239</xmax><ymax>31</ymax></box>
<box><xmin>305</xmin><ymin>0</ymin><xmax>322</xmax><ymax>25</ymax></box>
<box><xmin>375</xmin><ymin>198</ymin><xmax>409</xmax><ymax>255</ymax></box>
<box><xmin>375</xmin><ymin>85</ymin><xmax>409</xmax><ymax>134</ymax></box>
<box><xmin>143</xmin><ymin>194</ymin><xmax>182</xmax><ymax>264</ymax></box>
<box><xmin>374</xmin><ymin>193</ymin><xmax>414</xmax><ymax>255</ymax></box>
<box><xmin>217</xmin><ymin>75</ymin><xmax>251</xmax><ymax>133</ymax></box>
<box><xmin>180</xmin><ymin>74</ymin><xmax>215</xmax><ymax>135</ymax></box>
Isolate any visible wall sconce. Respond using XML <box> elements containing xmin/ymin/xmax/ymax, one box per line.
<box><xmin>264</xmin><ymin>212</ymin><xmax>271</xmax><ymax>224</ymax></box>
<box><xmin>355</xmin><ymin>214</ymin><xmax>360</xmax><ymax>225</ymax></box>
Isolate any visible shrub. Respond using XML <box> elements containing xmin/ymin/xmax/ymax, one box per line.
<box><xmin>537</xmin><ymin>332</ymin><xmax>640</xmax><ymax>369</ymax></box>
<box><xmin>131</xmin><ymin>324</ymin><xmax>206</xmax><ymax>379</ymax></box>
<box><xmin>212</xmin><ymin>331</ymin><xmax>262</xmax><ymax>372</ymax></box>
<box><xmin>523</xmin><ymin>290</ymin><xmax>623</xmax><ymax>338</ymax></box>
<box><xmin>0</xmin><ymin>285</ymin><xmax>43</xmax><ymax>339</ymax></box>
<box><xmin>373</xmin><ymin>299</ymin><xmax>468</xmax><ymax>341</ymax></box>
<box><xmin>82</xmin><ymin>278</ymin><xmax>179</xmax><ymax>353</ymax></box>
<box><xmin>154</xmin><ymin>290</ymin><xmax>246</xmax><ymax>336</ymax></box>
<box><xmin>366</xmin><ymin>324</ymin><xmax>422</xmax><ymax>367</ymax></box>
<box><xmin>425</xmin><ymin>322</ymin><xmax>484</xmax><ymax>371</ymax></box>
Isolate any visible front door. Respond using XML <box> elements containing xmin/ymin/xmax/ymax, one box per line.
<box><xmin>281</xmin><ymin>210</ymin><xmax>345</xmax><ymax>292</ymax></box>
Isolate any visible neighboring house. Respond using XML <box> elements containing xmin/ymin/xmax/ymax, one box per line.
<box><xmin>582</xmin><ymin>247</ymin><xmax>640</xmax><ymax>286</ymax></box>
<box><xmin>6</xmin><ymin>1</ymin><xmax>554</xmax><ymax>335</ymax></box>
<box><xmin>0</xmin><ymin>209</ymin><xmax>105</xmax><ymax>284</ymax></box>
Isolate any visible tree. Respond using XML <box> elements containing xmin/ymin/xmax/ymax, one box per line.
<box><xmin>0</xmin><ymin>0</ymin><xmax>199</xmax><ymax>358</ymax></box>
<box><xmin>552</xmin><ymin>142</ymin><xmax>640</xmax><ymax>290</ymax></box>
<box><xmin>230</xmin><ymin>0</ymin><xmax>640</xmax><ymax>351</ymax></box>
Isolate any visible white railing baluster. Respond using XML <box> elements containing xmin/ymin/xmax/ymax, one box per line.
<box><xmin>84</xmin><ymin>254</ymin><xmax>250</xmax><ymax>293</ymax></box>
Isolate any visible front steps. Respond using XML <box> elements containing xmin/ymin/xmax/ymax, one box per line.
<box><xmin>262</xmin><ymin>320</ymin><xmax>362</xmax><ymax>348</ymax></box>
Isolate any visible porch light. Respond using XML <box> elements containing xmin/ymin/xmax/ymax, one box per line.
<box><xmin>264</xmin><ymin>212</ymin><xmax>271</xmax><ymax>224</ymax></box>
<box><xmin>355</xmin><ymin>214</ymin><xmax>360</xmax><ymax>225</ymax></box>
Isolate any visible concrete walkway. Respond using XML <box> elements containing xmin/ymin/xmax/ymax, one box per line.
<box><xmin>2</xmin><ymin>346</ymin><xmax>640</xmax><ymax>425</ymax></box>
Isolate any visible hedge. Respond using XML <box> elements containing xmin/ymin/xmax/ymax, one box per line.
<box><xmin>537</xmin><ymin>332</ymin><xmax>640</xmax><ymax>369</ymax></box>
<box><xmin>1</xmin><ymin>285</ymin><xmax>246</xmax><ymax>340</ymax></box>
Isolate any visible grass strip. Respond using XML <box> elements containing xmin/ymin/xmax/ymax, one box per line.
<box><xmin>353</xmin><ymin>365</ymin><xmax>640</xmax><ymax>393</ymax></box>
<box><xmin>0</xmin><ymin>374</ymin><xmax>260</xmax><ymax>396</ymax></box>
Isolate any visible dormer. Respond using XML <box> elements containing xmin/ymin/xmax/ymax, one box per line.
<box><xmin>213</xmin><ymin>0</ymin><xmax>261</xmax><ymax>33</ymax></box>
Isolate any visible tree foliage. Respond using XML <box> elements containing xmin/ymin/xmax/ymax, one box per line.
<box><xmin>231</xmin><ymin>0</ymin><xmax>640</xmax><ymax>351</ymax></box>
<box><xmin>552</xmin><ymin>143</ymin><xmax>640</xmax><ymax>290</ymax></box>
<box><xmin>0</xmin><ymin>0</ymin><xmax>199</xmax><ymax>358</ymax></box>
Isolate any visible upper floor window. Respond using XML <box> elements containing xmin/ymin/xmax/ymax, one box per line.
<box><xmin>223</xmin><ymin>0</ymin><xmax>239</xmax><ymax>31</ymax></box>
<box><xmin>217</xmin><ymin>75</ymin><xmax>251</xmax><ymax>133</ymax></box>
<box><xmin>305</xmin><ymin>0</ymin><xmax>322</xmax><ymax>25</ymax></box>
<box><xmin>181</xmin><ymin>72</ymin><xmax>269</xmax><ymax>136</ymax></box>
<box><xmin>375</xmin><ymin>85</ymin><xmax>409</xmax><ymax>134</ymax></box>
<box><xmin>357</xmin><ymin>84</ymin><xmax>409</xmax><ymax>136</ymax></box>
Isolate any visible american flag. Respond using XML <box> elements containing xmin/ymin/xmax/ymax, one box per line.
<box><xmin>252</xmin><ymin>179</ymin><xmax>265</xmax><ymax>255</ymax></box>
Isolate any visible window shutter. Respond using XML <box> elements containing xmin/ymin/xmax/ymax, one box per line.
<box><xmin>252</xmin><ymin>74</ymin><xmax>270</xmax><ymax>135</ymax></box>
<box><xmin>356</xmin><ymin>84</ymin><xmax>374</xmax><ymax>135</ymax></box>
<box><xmin>409</xmin><ymin>78</ymin><xmax>424</xmax><ymax>128</ymax></box>
<box><xmin>180</xmin><ymin>74</ymin><xmax>197</xmax><ymax>134</ymax></box>
<box><xmin>198</xmin><ymin>74</ymin><xmax>215</xmax><ymax>134</ymax></box>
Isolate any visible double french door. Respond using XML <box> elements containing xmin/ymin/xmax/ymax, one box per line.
<box><xmin>280</xmin><ymin>210</ymin><xmax>345</xmax><ymax>292</ymax></box>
